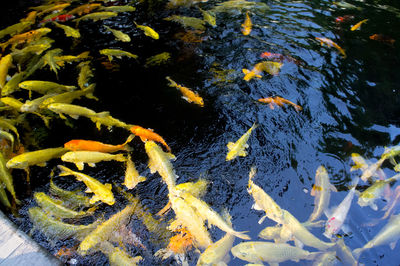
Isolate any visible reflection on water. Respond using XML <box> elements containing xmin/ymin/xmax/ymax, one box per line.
<box><xmin>1</xmin><ymin>0</ymin><xmax>400</xmax><ymax>264</ymax></box>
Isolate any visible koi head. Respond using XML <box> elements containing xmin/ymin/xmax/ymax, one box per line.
<box><xmin>64</xmin><ymin>140</ymin><xmax>81</xmax><ymax>151</ymax></box>
<box><xmin>130</xmin><ymin>125</ymin><xmax>142</xmax><ymax>135</ymax></box>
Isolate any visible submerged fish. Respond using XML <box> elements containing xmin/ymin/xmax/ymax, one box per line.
<box><xmin>77</xmin><ymin>61</ymin><xmax>94</xmax><ymax>89</ymax></box>
<box><xmin>358</xmin><ymin>173</ymin><xmax>400</xmax><ymax>210</ymax></box>
<box><xmin>0</xmin><ymin>152</ymin><xmax>18</xmax><ymax>203</ymax></box>
<box><xmin>231</xmin><ymin>241</ymin><xmax>321</xmax><ymax>265</ymax></box>
<box><xmin>104</xmin><ymin>25</ymin><xmax>131</xmax><ymax>42</ymax></box>
<box><xmin>134</xmin><ymin>22</ymin><xmax>159</xmax><ymax>39</ymax></box>
<box><xmin>99</xmin><ymin>49</ymin><xmax>138</xmax><ymax>62</ymax></box>
<box><xmin>49</xmin><ymin>178</ymin><xmax>91</xmax><ymax>209</ymax></box>
<box><xmin>34</xmin><ymin>192</ymin><xmax>94</xmax><ymax>219</ymax></box>
<box><xmin>0</xmin><ymin>28</ymin><xmax>51</xmax><ymax>51</ymax></box>
<box><xmin>78</xmin><ymin>204</ymin><xmax>137</xmax><ymax>255</ymax></box>
<box><xmin>307</xmin><ymin>166</ymin><xmax>337</xmax><ymax>222</ymax></box>
<box><xmin>99</xmin><ymin>242</ymin><xmax>142</xmax><ymax>266</ymax></box>
<box><xmin>145</xmin><ymin>140</ymin><xmax>176</xmax><ymax>190</ymax></box>
<box><xmin>40</xmin><ymin>84</ymin><xmax>96</xmax><ymax>108</ymax></box>
<box><xmin>241</xmin><ymin>11</ymin><xmax>252</xmax><ymax>35</ymax></box>
<box><xmin>199</xmin><ymin>8</ymin><xmax>216</xmax><ymax>27</ymax></box>
<box><xmin>73</xmin><ymin>12</ymin><xmax>118</xmax><ymax>24</ymax></box>
<box><xmin>369</xmin><ymin>34</ymin><xmax>395</xmax><ymax>45</ymax></box>
<box><xmin>315</xmin><ymin>37</ymin><xmax>346</xmax><ymax>58</ymax></box>
<box><xmin>53</xmin><ymin>22</ymin><xmax>80</xmax><ymax>38</ymax></box>
<box><xmin>324</xmin><ymin>179</ymin><xmax>359</xmax><ymax>238</ymax></box>
<box><xmin>123</xmin><ymin>154</ymin><xmax>146</xmax><ymax>190</ymax></box>
<box><xmin>258</xmin><ymin>96</ymin><xmax>302</xmax><ymax>111</ymax></box>
<box><xmin>131</xmin><ymin>125</ymin><xmax>171</xmax><ymax>152</ymax></box>
<box><xmin>166</xmin><ymin>76</ymin><xmax>204</xmax><ymax>107</ymax></box>
<box><xmin>350</xmin><ymin>19</ymin><xmax>368</xmax><ymax>31</ymax></box>
<box><xmin>67</xmin><ymin>3</ymin><xmax>101</xmax><ymax>16</ymax></box>
<box><xmin>29</xmin><ymin>207</ymin><xmax>97</xmax><ymax>240</ymax></box>
<box><xmin>226</xmin><ymin>123</ymin><xmax>257</xmax><ymax>161</ymax></box>
<box><xmin>61</xmin><ymin>151</ymin><xmax>126</xmax><ymax>170</ymax></box>
<box><xmin>169</xmin><ymin>193</ymin><xmax>213</xmax><ymax>249</ymax></box>
<box><xmin>57</xmin><ymin>165</ymin><xmax>115</xmax><ymax>205</ymax></box>
<box><xmin>144</xmin><ymin>52</ymin><xmax>171</xmax><ymax>67</ymax></box>
<box><xmin>0</xmin><ymin>54</ymin><xmax>13</xmax><ymax>88</ymax></box>
<box><xmin>353</xmin><ymin>214</ymin><xmax>400</xmax><ymax>258</ymax></box>
<box><xmin>90</xmin><ymin>115</ymin><xmax>129</xmax><ymax>131</ymax></box>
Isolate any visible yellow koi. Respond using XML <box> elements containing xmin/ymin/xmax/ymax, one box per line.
<box><xmin>104</xmin><ymin>25</ymin><xmax>131</xmax><ymax>42</ymax></box>
<box><xmin>226</xmin><ymin>123</ymin><xmax>257</xmax><ymax>161</ymax></box>
<box><xmin>134</xmin><ymin>22</ymin><xmax>159</xmax><ymax>39</ymax></box>
<box><xmin>6</xmin><ymin>147</ymin><xmax>68</xmax><ymax>169</ymax></box>
<box><xmin>53</xmin><ymin>22</ymin><xmax>81</xmax><ymax>38</ymax></box>
<box><xmin>99</xmin><ymin>49</ymin><xmax>138</xmax><ymax>62</ymax></box>
<box><xmin>315</xmin><ymin>37</ymin><xmax>346</xmax><ymax>58</ymax></box>
<box><xmin>47</xmin><ymin>103</ymin><xmax>109</xmax><ymax>120</ymax></box>
<box><xmin>123</xmin><ymin>154</ymin><xmax>146</xmax><ymax>189</ymax></box>
<box><xmin>351</xmin><ymin>19</ymin><xmax>368</xmax><ymax>31</ymax></box>
<box><xmin>241</xmin><ymin>11</ymin><xmax>252</xmax><ymax>35</ymax></box>
<box><xmin>73</xmin><ymin>12</ymin><xmax>118</xmax><ymax>24</ymax></box>
<box><xmin>0</xmin><ymin>54</ymin><xmax>12</xmax><ymax>88</ymax></box>
<box><xmin>57</xmin><ymin>165</ymin><xmax>115</xmax><ymax>205</ymax></box>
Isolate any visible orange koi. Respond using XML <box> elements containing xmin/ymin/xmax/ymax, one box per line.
<box><xmin>260</xmin><ymin>52</ymin><xmax>300</xmax><ymax>65</ymax></box>
<box><xmin>242</xmin><ymin>61</ymin><xmax>283</xmax><ymax>81</ymax></box>
<box><xmin>315</xmin><ymin>37</ymin><xmax>346</xmax><ymax>58</ymax></box>
<box><xmin>64</xmin><ymin>135</ymin><xmax>133</xmax><ymax>153</ymax></box>
<box><xmin>129</xmin><ymin>125</ymin><xmax>171</xmax><ymax>152</ymax></box>
<box><xmin>350</xmin><ymin>19</ymin><xmax>368</xmax><ymax>31</ymax></box>
<box><xmin>166</xmin><ymin>76</ymin><xmax>204</xmax><ymax>107</ymax></box>
<box><xmin>369</xmin><ymin>34</ymin><xmax>395</xmax><ymax>45</ymax></box>
<box><xmin>167</xmin><ymin>228</ymin><xmax>195</xmax><ymax>254</ymax></box>
<box><xmin>0</xmin><ymin>28</ymin><xmax>51</xmax><ymax>51</ymax></box>
<box><xmin>241</xmin><ymin>11</ymin><xmax>252</xmax><ymax>36</ymax></box>
<box><xmin>258</xmin><ymin>96</ymin><xmax>302</xmax><ymax>111</ymax></box>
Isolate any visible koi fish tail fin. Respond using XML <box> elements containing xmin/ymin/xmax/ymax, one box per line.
<box><xmin>0</xmin><ymin>42</ymin><xmax>7</xmax><ymax>52</ymax></box>
<box><xmin>165</xmin><ymin>76</ymin><xmax>177</xmax><ymax>87</ymax></box>
<box><xmin>96</xmin><ymin>111</ymin><xmax>110</xmax><ymax>118</ymax></box>
<box><xmin>122</xmin><ymin>134</ymin><xmax>135</xmax><ymax>151</ymax></box>
<box><xmin>242</xmin><ymin>68</ymin><xmax>250</xmax><ymax>75</ymax></box>
<box><xmin>84</xmin><ymin>84</ymin><xmax>98</xmax><ymax>101</ymax></box>
<box><xmin>163</xmin><ymin>142</ymin><xmax>171</xmax><ymax>152</ymax></box>
<box><xmin>233</xmin><ymin>230</ymin><xmax>250</xmax><ymax>240</ymax></box>
<box><xmin>115</xmin><ymin>153</ymin><xmax>127</xmax><ymax>162</ymax></box>
<box><xmin>57</xmin><ymin>165</ymin><xmax>73</xmax><ymax>177</ymax></box>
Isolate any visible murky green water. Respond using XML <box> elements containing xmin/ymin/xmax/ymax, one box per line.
<box><xmin>2</xmin><ymin>0</ymin><xmax>400</xmax><ymax>265</ymax></box>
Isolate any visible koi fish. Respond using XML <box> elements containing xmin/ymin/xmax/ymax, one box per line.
<box><xmin>307</xmin><ymin>166</ymin><xmax>337</xmax><ymax>222</ymax></box>
<box><xmin>351</xmin><ymin>153</ymin><xmax>386</xmax><ymax>182</ymax></box>
<box><xmin>0</xmin><ymin>54</ymin><xmax>13</xmax><ymax>88</ymax></box>
<box><xmin>64</xmin><ymin>134</ymin><xmax>133</xmax><ymax>153</ymax></box>
<box><xmin>29</xmin><ymin>207</ymin><xmax>97</xmax><ymax>240</ymax></box>
<box><xmin>335</xmin><ymin>15</ymin><xmax>354</xmax><ymax>23</ymax></box>
<box><xmin>73</xmin><ymin>12</ymin><xmax>118</xmax><ymax>25</ymax></box>
<box><xmin>241</xmin><ymin>11</ymin><xmax>252</xmax><ymax>35</ymax></box>
<box><xmin>324</xmin><ymin>178</ymin><xmax>359</xmax><ymax>238</ymax></box>
<box><xmin>144</xmin><ymin>52</ymin><xmax>171</xmax><ymax>67</ymax></box>
<box><xmin>353</xmin><ymin>214</ymin><xmax>400</xmax><ymax>259</ymax></box>
<box><xmin>99</xmin><ymin>5</ymin><xmax>136</xmax><ymax>13</ymax></box>
<box><xmin>78</xmin><ymin>204</ymin><xmax>137</xmax><ymax>255</ymax></box>
<box><xmin>57</xmin><ymin>165</ymin><xmax>115</xmax><ymax>205</ymax></box>
<box><xmin>226</xmin><ymin>123</ymin><xmax>257</xmax><ymax>161</ymax></box>
<box><xmin>134</xmin><ymin>22</ymin><xmax>159</xmax><ymax>39</ymax></box>
<box><xmin>53</xmin><ymin>22</ymin><xmax>81</xmax><ymax>38</ymax></box>
<box><xmin>0</xmin><ymin>21</ymin><xmax>32</xmax><ymax>40</ymax></box>
<box><xmin>20</xmin><ymin>93</ymin><xmax>58</xmax><ymax>113</ymax></box>
<box><xmin>0</xmin><ymin>183</ymin><xmax>11</xmax><ymax>208</ymax></box>
<box><xmin>34</xmin><ymin>192</ymin><xmax>94</xmax><ymax>219</ymax></box>
<box><xmin>258</xmin><ymin>96</ymin><xmax>302</xmax><ymax>111</ymax></box>
<box><xmin>358</xmin><ymin>173</ymin><xmax>400</xmax><ymax>210</ymax></box>
<box><xmin>181</xmin><ymin>191</ymin><xmax>250</xmax><ymax>239</ymax></box>
<box><xmin>197</xmin><ymin>211</ymin><xmax>235</xmax><ymax>265</ymax></box>
<box><xmin>123</xmin><ymin>154</ymin><xmax>146</xmax><ymax>190</ymax></box>
<box><xmin>169</xmin><ymin>193</ymin><xmax>213</xmax><ymax>249</ymax></box>
<box><xmin>49</xmin><ymin>178</ymin><xmax>92</xmax><ymax>209</ymax></box>
<box><xmin>231</xmin><ymin>242</ymin><xmax>321</xmax><ymax>265</ymax></box>
<box><xmin>130</xmin><ymin>125</ymin><xmax>171</xmax><ymax>152</ymax></box>
<box><xmin>99</xmin><ymin>48</ymin><xmax>138</xmax><ymax>62</ymax></box>
<box><xmin>1</xmin><ymin>72</ymin><xmax>26</xmax><ymax>96</ymax></box>
<box><xmin>19</xmin><ymin>80</ymin><xmax>76</xmax><ymax>95</ymax></box>
<box><xmin>90</xmin><ymin>115</ymin><xmax>129</xmax><ymax>131</ymax></box>
<box><xmin>145</xmin><ymin>140</ymin><xmax>176</xmax><ymax>190</ymax></box>
<box><xmin>6</xmin><ymin>147</ymin><xmax>68</xmax><ymax>169</ymax></box>
<box><xmin>98</xmin><ymin>242</ymin><xmax>143</xmax><ymax>265</ymax></box>
<box><xmin>104</xmin><ymin>25</ymin><xmax>131</xmax><ymax>42</ymax></box>
<box><xmin>37</xmin><ymin>3</ymin><xmax>70</xmax><ymax>16</ymax></box>
<box><xmin>369</xmin><ymin>34</ymin><xmax>395</xmax><ymax>45</ymax></box>
<box><xmin>40</xmin><ymin>14</ymin><xmax>75</xmax><ymax>24</ymax></box>
<box><xmin>61</xmin><ymin>151</ymin><xmax>126</xmax><ymax>170</ymax></box>
<box><xmin>47</xmin><ymin>103</ymin><xmax>109</xmax><ymax>120</ymax></box>
<box><xmin>77</xmin><ymin>61</ymin><xmax>94</xmax><ymax>89</ymax></box>
<box><xmin>350</xmin><ymin>19</ymin><xmax>368</xmax><ymax>31</ymax></box>
<box><xmin>0</xmin><ymin>28</ymin><xmax>51</xmax><ymax>51</ymax></box>
<box><xmin>0</xmin><ymin>152</ymin><xmax>18</xmax><ymax>203</ymax></box>
<box><xmin>315</xmin><ymin>37</ymin><xmax>346</xmax><ymax>58</ymax></box>
<box><xmin>199</xmin><ymin>8</ymin><xmax>216</xmax><ymax>27</ymax></box>
<box><xmin>260</xmin><ymin>52</ymin><xmax>300</xmax><ymax>64</ymax></box>
<box><xmin>40</xmin><ymin>84</ymin><xmax>97</xmax><ymax>108</ymax></box>
<box><xmin>166</xmin><ymin>76</ymin><xmax>204</xmax><ymax>107</ymax></box>
<box><xmin>242</xmin><ymin>61</ymin><xmax>283</xmax><ymax>81</ymax></box>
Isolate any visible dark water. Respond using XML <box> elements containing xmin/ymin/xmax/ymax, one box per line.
<box><xmin>2</xmin><ymin>0</ymin><xmax>400</xmax><ymax>265</ymax></box>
